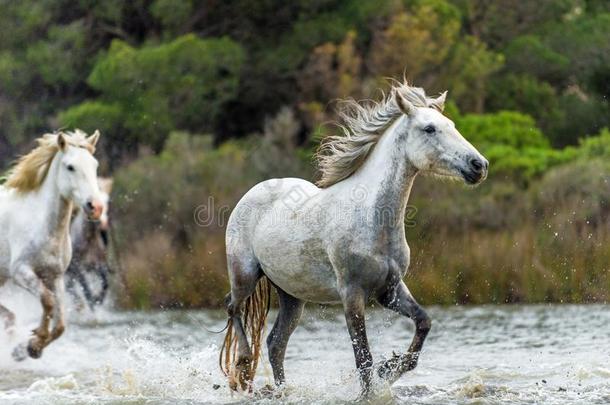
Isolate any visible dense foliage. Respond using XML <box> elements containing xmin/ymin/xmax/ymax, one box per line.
<box><xmin>1</xmin><ymin>1</ymin><xmax>608</xmax><ymax>164</ymax></box>
<box><xmin>1</xmin><ymin>0</ymin><xmax>609</xmax><ymax>307</ymax></box>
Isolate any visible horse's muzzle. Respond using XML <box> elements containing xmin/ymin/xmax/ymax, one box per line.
<box><xmin>84</xmin><ymin>200</ymin><xmax>103</xmax><ymax>221</ymax></box>
<box><xmin>462</xmin><ymin>156</ymin><xmax>488</xmax><ymax>184</ymax></box>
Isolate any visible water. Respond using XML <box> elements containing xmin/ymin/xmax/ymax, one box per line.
<box><xmin>0</xmin><ymin>295</ymin><xmax>609</xmax><ymax>404</ymax></box>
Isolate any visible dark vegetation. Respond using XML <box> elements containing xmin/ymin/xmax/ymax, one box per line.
<box><xmin>0</xmin><ymin>0</ymin><xmax>609</xmax><ymax>307</ymax></box>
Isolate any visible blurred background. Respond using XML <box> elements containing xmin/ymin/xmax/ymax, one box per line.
<box><xmin>0</xmin><ymin>0</ymin><xmax>608</xmax><ymax>309</ymax></box>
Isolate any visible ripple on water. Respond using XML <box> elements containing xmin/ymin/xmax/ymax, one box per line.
<box><xmin>0</xmin><ymin>303</ymin><xmax>609</xmax><ymax>404</ymax></box>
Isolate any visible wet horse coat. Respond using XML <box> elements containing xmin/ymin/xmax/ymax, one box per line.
<box><xmin>221</xmin><ymin>82</ymin><xmax>489</xmax><ymax>396</ymax></box>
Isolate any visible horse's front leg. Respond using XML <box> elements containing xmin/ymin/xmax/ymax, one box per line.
<box><xmin>376</xmin><ymin>280</ymin><xmax>431</xmax><ymax>384</ymax></box>
<box><xmin>75</xmin><ymin>265</ymin><xmax>96</xmax><ymax>310</ymax></box>
<box><xmin>341</xmin><ymin>287</ymin><xmax>374</xmax><ymax>397</ymax></box>
<box><xmin>13</xmin><ymin>266</ymin><xmax>63</xmax><ymax>361</ymax></box>
<box><xmin>48</xmin><ymin>277</ymin><xmax>66</xmax><ymax>343</ymax></box>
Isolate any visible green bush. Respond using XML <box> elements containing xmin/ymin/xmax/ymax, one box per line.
<box><xmin>82</xmin><ymin>34</ymin><xmax>245</xmax><ymax>151</ymax></box>
<box><xmin>456</xmin><ymin>111</ymin><xmax>566</xmax><ymax>183</ymax></box>
<box><xmin>575</xmin><ymin>128</ymin><xmax>610</xmax><ymax>158</ymax></box>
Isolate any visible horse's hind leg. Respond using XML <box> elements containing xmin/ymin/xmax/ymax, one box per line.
<box><xmin>267</xmin><ymin>286</ymin><xmax>304</xmax><ymax>387</ymax></box>
<box><xmin>376</xmin><ymin>280</ymin><xmax>431</xmax><ymax>384</ymax></box>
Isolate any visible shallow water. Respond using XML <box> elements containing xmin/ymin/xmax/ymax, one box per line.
<box><xmin>0</xmin><ymin>295</ymin><xmax>609</xmax><ymax>404</ymax></box>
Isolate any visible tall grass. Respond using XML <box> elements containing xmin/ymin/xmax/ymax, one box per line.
<box><xmin>110</xmin><ymin>133</ymin><xmax>610</xmax><ymax>308</ymax></box>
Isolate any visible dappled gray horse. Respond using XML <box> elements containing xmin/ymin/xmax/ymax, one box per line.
<box><xmin>220</xmin><ymin>81</ymin><xmax>488</xmax><ymax>396</ymax></box>
<box><xmin>66</xmin><ymin>178</ymin><xmax>113</xmax><ymax>310</ymax></box>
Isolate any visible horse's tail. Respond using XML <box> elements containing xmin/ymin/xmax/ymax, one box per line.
<box><xmin>219</xmin><ymin>275</ymin><xmax>271</xmax><ymax>391</ymax></box>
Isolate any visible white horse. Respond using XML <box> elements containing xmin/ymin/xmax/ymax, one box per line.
<box><xmin>0</xmin><ymin>130</ymin><xmax>103</xmax><ymax>360</ymax></box>
<box><xmin>220</xmin><ymin>81</ymin><xmax>489</xmax><ymax>396</ymax></box>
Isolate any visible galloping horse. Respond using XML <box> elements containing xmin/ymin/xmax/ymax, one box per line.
<box><xmin>220</xmin><ymin>81</ymin><xmax>488</xmax><ymax>396</ymax></box>
<box><xmin>66</xmin><ymin>178</ymin><xmax>113</xmax><ymax>310</ymax></box>
<box><xmin>0</xmin><ymin>130</ymin><xmax>103</xmax><ymax>360</ymax></box>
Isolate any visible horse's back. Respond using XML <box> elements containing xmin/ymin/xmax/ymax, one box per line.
<box><xmin>227</xmin><ymin>177</ymin><xmax>319</xmax><ymax>238</ymax></box>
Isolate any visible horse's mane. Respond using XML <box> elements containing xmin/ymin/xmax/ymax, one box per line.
<box><xmin>315</xmin><ymin>81</ymin><xmax>445</xmax><ymax>188</ymax></box>
<box><xmin>5</xmin><ymin>130</ymin><xmax>95</xmax><ymax>193</ymax></box>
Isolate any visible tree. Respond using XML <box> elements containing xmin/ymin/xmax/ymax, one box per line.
<box><xmin>61</xmin><ymin>34</ymin><xmax>245</xmax><ymax>153</ymax></box>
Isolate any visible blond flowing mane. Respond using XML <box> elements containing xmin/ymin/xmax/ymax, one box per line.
<box><xmin>5</xmin><ymin>130</ymin><xmax>95</xmax><ymax>193</ymax></box>
<box><xmin>315</xmin><ymin>81</ymin><xmax>445</xmax><ymax>188</ymax></box>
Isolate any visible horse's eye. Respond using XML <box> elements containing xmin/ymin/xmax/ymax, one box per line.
<box><xmin>67</xmin><ymin>165</ymin><xmax>75</xmax><ymax>172</ymax></box>
<box><xmin>424</xmin><ymin>125</ymin><xmax>436</xmax><ymax>134</ymax></box>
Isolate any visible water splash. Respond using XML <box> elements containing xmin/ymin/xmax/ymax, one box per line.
<box><xmin>0</xmin><ymin>304</ymin><xmax>609</xmax><ymax>404</ymax></box>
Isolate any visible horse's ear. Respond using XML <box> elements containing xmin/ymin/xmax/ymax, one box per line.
<box><xmin>396</xmin><ymin>91</ymin><xmax>414</xmax><ymax>116</ymax></box>
<box><xmin>57</xmin><ymin>133</ymin><xmax>67</xmax><ymax>151</ymax></box>
<box><xmin>87</xmin><ymin>130</ymin><xmax>100</xmax><ymax>148</ymax></box>
<box><xmin>430</xmin><ymin>91</ymin><xmax>447</xmax><ymax>112</ymax></box>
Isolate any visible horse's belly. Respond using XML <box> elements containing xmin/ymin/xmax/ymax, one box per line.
<box><xmin>263</xmin><ymin>261</ymin><xmax>341</xmax><ymax>304</ymax></box>
<box><xmin>254</xmin><ymin>236</ymin><xmax>340</xmax><ymax>303</ymax></box>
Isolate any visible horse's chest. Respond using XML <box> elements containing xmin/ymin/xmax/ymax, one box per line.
<box><xmin>17</xmin><ymin>237</ymin><xmax>71</xmax><ymax>274</ymax></box>
<box><xmin>333</xmin><ymin>240</ymin><xmax>410</xmax><ymax>292</ymax></box>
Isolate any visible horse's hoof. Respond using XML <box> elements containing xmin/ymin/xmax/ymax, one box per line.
<box><xmin>355</xmin><ymin>388</ymin><xmax>375</xmax><ymax>403</ymax></box>
<box><xmin>235</xmin><ymin>356</ymin><xmax>253</xmax><ymax>391</ymax></box>
<box><xmin>375</xmin><ymin>352</ymin><xmax>418</xmax><ymax>384</ymax></box>
<box><xmin>255</xmin><ymin>384</ymin><xmax>282</xmax><ymax>399</ymax></box>
<box><xmin>11</xmin><ymin>343</ymin><xmax>28</xmax><ymax>362</ymax></box>
<box><xmin>26</xmin><ymin>342</ymin><xmax>43</xmax><ymax>359</ymax></box>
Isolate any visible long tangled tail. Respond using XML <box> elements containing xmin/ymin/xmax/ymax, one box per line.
<box><xmin>219</xmin><ymin>276</ymin><xmax>271</xmax><ymax>391</ymax></box>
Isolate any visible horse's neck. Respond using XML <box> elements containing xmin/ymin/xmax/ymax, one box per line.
<box><xmin>349</xmin><ymin>116</ymin><xmax>417</xmax><ymax>226</ymax></box>
<box><xmin>35</xmin><ymin>155</ymin><xmax>73</xmax><ymax>242</ymax></box>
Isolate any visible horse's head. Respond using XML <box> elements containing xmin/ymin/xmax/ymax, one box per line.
<box><xmin>397</xmin><ymin>91</ymin><xmax>488</xmax><ymax>185</ymax></box>
<box><xmin>56</xmin><ymin>131</ymin><xmax>104</xmax><ymax>221</ymax></box>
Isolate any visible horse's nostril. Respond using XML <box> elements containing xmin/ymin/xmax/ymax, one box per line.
<box><xmin>86</xmin><ymin>201</ymin><xmax>94</xmax><ymax>211</ymax></box>
<box><xmin>470</xmin><ymin>158</ymin><xmax>483</xmax><ymax>172</ymax></box>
